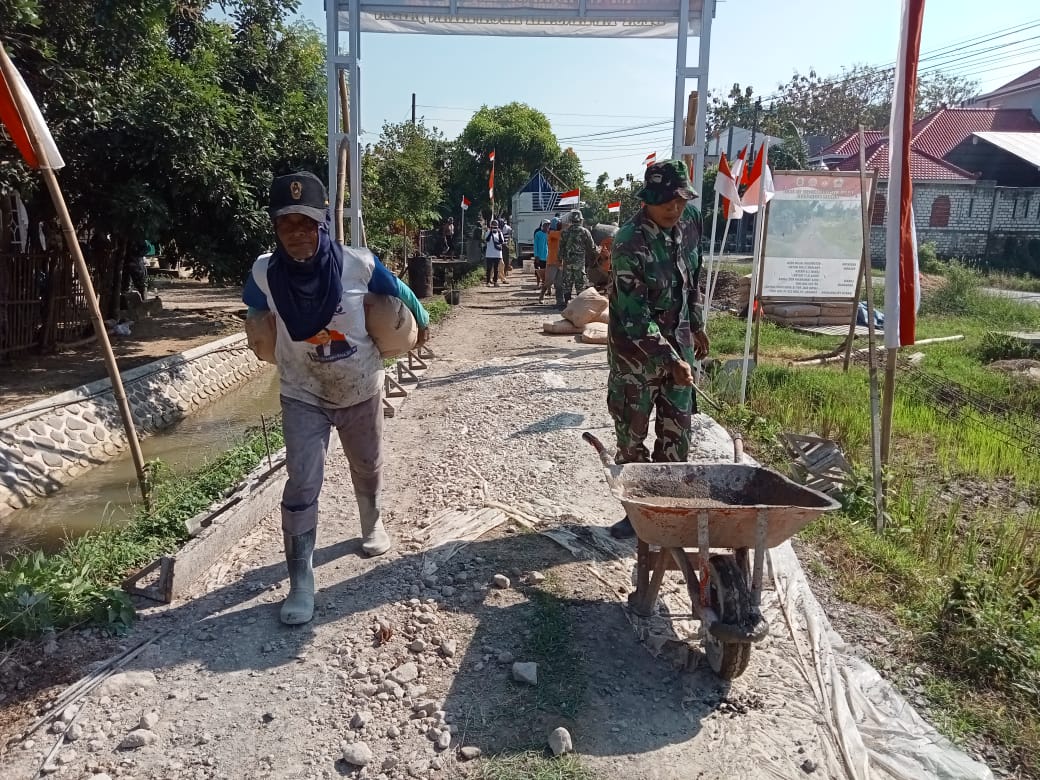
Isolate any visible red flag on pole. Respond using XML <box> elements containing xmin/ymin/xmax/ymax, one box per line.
<box><xmin>884</xmin><ymin>0</ymin><xmax>924</xmax><ymax>348</ymax></box>
<box><xmin>715</xmin><ymin>153</ymin><xmax>743</xmax><ymax>220</ymax></box>
<box><xmin>642</xmin><ymin>151</ymin><xmax>656</xmax><ymax>167</ymax></box>
<box><xmin>461</xmin><ymin>195</ymin><xmax>471</xmax><ymax>210</ymax></box>
<box><xmin>488</xmin><ymin>150</ymin><xmax>495</xmax><ymax>199</ymax></box>
<box><xmin>558</xmin><ymin>188</ymin><xmax>580</xmax><ymax>207</ymax></box>
<box><xmin>0</xmin><ymin>54</ymin><xmax>64</xmax><ymax>169</ymax></box>
<box><xmin>607</xmin><ymin>201</ymin><xmax>621</xmax><ymax>213</ymax></box>
<box><xmin>741</xmin><ymin>150</ymin><xmax>774</xmax><ymax>215</ymax></box>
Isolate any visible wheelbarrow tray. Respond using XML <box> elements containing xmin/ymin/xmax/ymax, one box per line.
<box><xmin>605</xmin><ymin>462</ymin><xmax>840</xmax><ymax>549</ymax></box>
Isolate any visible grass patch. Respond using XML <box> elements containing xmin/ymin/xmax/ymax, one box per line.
<box><xmin>704</xmin><ymin>272</ymin><xmax>1040</xmax><ymax>767</ymax></box>
<box><xmin>478</xmin><ymin>751</ymin><xmax>594</xmax><ymax>780</ymax></box>
<box><xmin>0</xmin><ymin>422</ymin><xmax>284</xmax><ymax>641</ymax></box>
<box><xmin>523</xmin><ymin>578</ymin><xmax>587</xmax><ymax>719</ymax></box>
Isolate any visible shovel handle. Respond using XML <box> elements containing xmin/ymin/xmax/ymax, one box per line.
<box><xmin>582</xmin><ymin>432</ymin><xmax>615</xmax><ymax>469</ymax></box>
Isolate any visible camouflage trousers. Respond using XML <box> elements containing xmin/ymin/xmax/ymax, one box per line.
<box><xmin>607</xmin><ymin>371</ymin><xmax>696</xmax><ymax>464</ymax></box>
<box><xmin>557</xmin><ymin>262</ymin><xmax>588</xmax><ymax>303</ymax></box>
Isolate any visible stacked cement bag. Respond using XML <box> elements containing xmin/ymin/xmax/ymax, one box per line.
<box><xmin>581</xmin><ymin>322</ymin><xmax>608</xmax><ymax>344</ymax></box>
<box><xmin>543</xmin><ymin>288</ymin><xmax>610</xmax><ymax>343</ymax></box>
<box><xmin>761</xmin><ymin>301</ymin><xmax>857</xmax><ymax>327</ymax></box>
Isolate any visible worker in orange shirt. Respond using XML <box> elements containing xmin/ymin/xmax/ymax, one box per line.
<box><xmin>538</xmin><ymin>218</ymin><xmax>565</xmax><ymax>305</ymax></box>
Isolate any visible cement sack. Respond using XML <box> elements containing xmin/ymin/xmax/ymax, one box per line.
<box><xmin>762</xmin><ymin>303</ymin><xmax>821</xmax><ymax>318</ymax></box>
<box><xmin>593</xmin><ymin>307</ymin><xmax>610</xmax><ymax>325</ymax></box>
<box><xmin>364</xmin><ymin>293</ymin><xmax>418</xmax><ymax>359</ymax></box>
<box><xmin>543</xmin><ymin>318</ymin><xmax>583</xmax><ymax>335</ymax></box>
<box><xmin>820</xmin><ymin>301</ymin><xmax>856</xmax><ymax>315</ymax></box>
<box><xmin>581</xmin><ymin>322</ymin><xmax>609</xmax><ymax>344</ymax></box>
<box><xmin>244</xmin><ymin>310</ymin><xmax>277</xmax><ymax>364</ymax></box>
<box><xmin>562</xmin><ymin>287</ymin><xmax>608</xmax><ymax>327</ymax></box>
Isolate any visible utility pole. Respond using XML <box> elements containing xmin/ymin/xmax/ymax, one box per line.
<box><xmin>411</xmin><ymin>93</ymin><xmax>416</xmax><ymax>126</ymax></box>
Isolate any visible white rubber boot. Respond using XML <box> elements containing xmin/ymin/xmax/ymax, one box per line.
<box><xmin>357</xmin><ymin>494</ymin><xmax>391</xmax><ymax>557</ymax></box>
<box><xmin>279</xmin><ymin>528</ymin><xmax>315</xmax><ymax>625</ymax></box>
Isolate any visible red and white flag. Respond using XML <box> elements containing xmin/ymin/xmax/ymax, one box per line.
<box><xmin>607</xmin><ymin>201</ymin><xmax>621</xmax><ymax>214</ymax></box>
<box><xmin>885</xmin><ymin>0</ymin><xmax>924</xmax><ymax>348</ymax></box>
<box><xmin>488</xmin><ymin>149</ymin><xmax>496</xmax><ymax>199</ymax></box>
<box><xmin>642</xmin><ymin>151</ymin><xmax>656</xmax><ymax>167</ymax></box>
<box><xmin>736</xmin><ymin>145</ymin><xmax>750</xmax><ymax>188</ymax></box>
<box><xmin>461</xmin><ymin>195</ymin><xmax>471</xmax><ymax>211</ymax></box>
<box><xmin>0</xmin><ymin>47</ymin><xmax>64</xmax><ymax>170</ymax></box>
<box><xmin>740</xmin><ymin>145</ymin><xmax>774</xmax><ymax>214</ymax></box>
<box><xmin>715</xmin><ymin>153</ymin><xmax>743</xmax><ymax>220</ymax></box>
<box><xmin>558</xmin><ymin>188</ymin><xmax>580</xmax><ymax>207</ymax></box>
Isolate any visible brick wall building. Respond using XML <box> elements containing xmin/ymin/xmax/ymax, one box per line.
<box><xmin>811</xmin><ymin>101</ymin><xmax>1040</xmax><ymax>272</ymax></box>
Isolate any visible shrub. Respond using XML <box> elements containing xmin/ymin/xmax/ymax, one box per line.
<box><xmin>920</xmin><ymin>261</ymin><xmax>981</xmax><ymax>315</ymax></box>
<box><xmin>918</xmin><ymin>241</ymin><xmax>943</xmax><ymax>274</ymax></box>
<box><xmin>977</xmin><ymin>332</ymin><xmax>1037</xmax><ymax>363</ymax></box>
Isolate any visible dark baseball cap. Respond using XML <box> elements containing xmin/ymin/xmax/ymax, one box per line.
<box><xmin>269</xmin><ymin>172</ymin><xmax>329</xmax><ymax>222</ymax></box>
<box><xmin>637</xmin><ymin>159</ymin><xmax>698</xmax><ymax>205</ymax></box>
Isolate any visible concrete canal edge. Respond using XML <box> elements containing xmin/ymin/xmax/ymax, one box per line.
<box><xmin>0</xmin><ymin>333</ymin><xmax>268</xmax><ymax>519</ymax></box>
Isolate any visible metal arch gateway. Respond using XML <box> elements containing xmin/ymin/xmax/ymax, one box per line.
<box><xmin>325</xmin><ymin>0</ymin><xmax>716</xmax><ymax>247</ymax></box>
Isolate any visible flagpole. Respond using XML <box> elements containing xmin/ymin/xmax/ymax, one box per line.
<box><xmin>0</xmin><ymin>43</ymin><xmax>150</xmax><ymax>507</ymax></box>
<box><xmin>856</xmin><ymin>128</ymin><xmax>885</xmax><ymax>531</ymax></box>
<box><xmin>460</xmin><ymin>201</ymin><xmax>466</xmax><ymax>260</ymax></box>
<box><xmin>739</xmin><ymin>140</ymin><xmax>769</xmax><ymax>405</ymax></box>
<box><xmin>706</xmin><ymin>218</ymin><xmax>733</xmax><ymax>316</ymax></box>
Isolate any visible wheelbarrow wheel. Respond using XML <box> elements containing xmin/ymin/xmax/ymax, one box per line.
<box><xmin>703</xmin><ymin>555</ymin><xmax>751</xmax><ymax>680</ymax></box>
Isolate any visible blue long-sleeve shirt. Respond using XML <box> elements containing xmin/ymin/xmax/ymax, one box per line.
<box><xmin>533</xmin><ymin>228</ymin><xmax>549</xmax><ymax>261</ymax></box>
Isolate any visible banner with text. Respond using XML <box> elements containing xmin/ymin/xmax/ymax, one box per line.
<box><xmin>337</xmin><ymin>0</ymin><xmax>704</xmax><ymax>38</ymax></box>
<box><xmin>761</xmin><ymin>171</ymin><xmax>872</xmax><ymax>300</ymax></box>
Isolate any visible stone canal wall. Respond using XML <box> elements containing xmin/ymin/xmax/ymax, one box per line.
<box><xmin>0</xmin><ymin>334</ymin><xmax>267</xmax><ymax>519</ymax></box>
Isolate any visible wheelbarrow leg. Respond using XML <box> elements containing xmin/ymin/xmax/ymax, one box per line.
<box><xmin>630</xmin><ymin>541</ymin><xmax>668</xmax><ymax>617</ymax></box>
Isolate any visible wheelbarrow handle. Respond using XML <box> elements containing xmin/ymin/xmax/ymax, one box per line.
<box><xmin>582</xmin><ymin>432</ymin><xmax>615</xmax><ymax>469</ymax></box>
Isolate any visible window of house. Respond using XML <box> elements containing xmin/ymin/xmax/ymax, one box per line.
<box><xmin>929</xmin><ymin>196</ymin><xmax>951</xmax><ymax>228</ymax></box>
<box><xmin>1014</xmin><ymin>195</ymin><xmax>1031</xmax><ymax>220</ymax></box>
<box><xmin>871</xmin><ymin>194</ymin><xmax>886</xmax><ymax>226</ymax></box>
<box><xmin>967</xmin><ymin>197</ymin><xmax>975</xmax><ymax>219</ymax></box>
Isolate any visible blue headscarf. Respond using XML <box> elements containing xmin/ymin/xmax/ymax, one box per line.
<box><xmin>266</xmin><ymin>215</ymin><xmax>343</xmax><ymax>342</ymax></box>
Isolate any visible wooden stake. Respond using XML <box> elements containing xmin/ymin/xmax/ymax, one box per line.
<box><xmin>0</xmin><ymin>43</ymin><xmax>149</xmax><ymax>507</ymax></box>
<box><xmin>881</xmin><ymin>347</ymin><xmax>898</xmax><ymax>467</ymax></box>
<box><xmin>335</xmin><ymin>69</ymin><xmax>349</xmax><ymax>245</ymax></box>
<box><xmin>856</xmin><ymin>129</ymin><xmax>884</xmax><ymax>531</ymax></box>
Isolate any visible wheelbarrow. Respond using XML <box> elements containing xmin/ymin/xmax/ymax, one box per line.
<box><xmin>583</xmin><ymin>432</ymin><xmax>840</xmax><ymax>680</ymax></box>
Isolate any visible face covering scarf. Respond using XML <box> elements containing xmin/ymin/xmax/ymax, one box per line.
<box><xmin>266</xmin><ymin>217</ymin><xmax>344</xmax><ymax>342</ymax></box>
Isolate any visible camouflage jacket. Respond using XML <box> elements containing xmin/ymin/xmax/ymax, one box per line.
<box><xmin>607</xmin><ymin>203</ymin><xmax>703</xmax><ymax>377</ymax></box>
<box><xmin>558</xmin><ymin>224</ymin><xmax>597</xmax><ymax>267</ymax></box>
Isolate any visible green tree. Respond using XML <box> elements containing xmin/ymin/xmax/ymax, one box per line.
<box><xmin>0</xmin><ymin>0</ymin><xmax>327</xmax><ymax>295</ymax></box>
<box><xmin>361</xmin><ymin>120</ymin><xmax>448</xmax><ymax>265</ymax></box>
<box><xmin>449</xmin><ymin>102</ymin><xmax>582</xmax><ymax>223</ymax></box>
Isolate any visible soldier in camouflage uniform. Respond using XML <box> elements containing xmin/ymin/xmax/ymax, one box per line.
<box><xmin>606</xmin><ymin>160</ymin><xmax>709</xmax><ymax>539</ymax></box>
<box><xmin>556</xmin><ymin>209</ymin><xmax>597</xmax><ymax>308</ymax></box>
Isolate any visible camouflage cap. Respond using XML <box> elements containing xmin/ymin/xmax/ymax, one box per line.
<box><xmin>570</xmin><ymin>209</ymin><xmax>583</xmax><ymax>223</ymax></box>
<box><xmin>637</xmin><ymin>159</ymin><xmax>697</xmax><ymax>205</ymax></box>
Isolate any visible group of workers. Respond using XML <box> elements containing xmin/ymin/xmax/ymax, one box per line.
<box><xmin>530</xmin><ymin>209</ymin><xmax>614</xmax><ymax>308</ymax></box>
<box><xmin>244</xmin><ymin>158</ymin><xmax>706</xmax><ymax>624</ymax></box>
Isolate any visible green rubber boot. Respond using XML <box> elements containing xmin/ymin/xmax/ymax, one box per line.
<box><xmin>357</xmin><ymin>494</ymin><xmax>391</xmax><ymax>557</ymax></box>
<box><xmin>279</xmin><ymin>528</ymin><xmax>315</xmax><ymax>625</ymax></box>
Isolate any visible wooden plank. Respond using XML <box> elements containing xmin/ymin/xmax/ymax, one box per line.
<box><xmin>160</xmin><ymin>452</ymin><xmax>288</xmax><ymax>602</ymax></box>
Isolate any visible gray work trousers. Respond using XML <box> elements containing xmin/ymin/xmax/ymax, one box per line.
<box><xmin>280</xmin><ymin>393</ymin><xmax>383</xmax><ymax>535</ymax></box>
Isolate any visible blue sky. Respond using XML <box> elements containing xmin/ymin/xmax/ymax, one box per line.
<box><xmin>296</xmin><ymin>0</ymin><xmax>1039</xmax><ymax>183</ymax></box>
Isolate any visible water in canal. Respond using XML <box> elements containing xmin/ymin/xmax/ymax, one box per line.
<box><xmin>0</xmin><ymin>370</ymin><xmax>282</xmax><ymax>556</ymax></box>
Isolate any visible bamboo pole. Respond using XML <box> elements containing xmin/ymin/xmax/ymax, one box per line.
<box><xmin>682</xmin><ymin>91</ymin><xmax>697</xmax><ymax>180</ymax></box>
<box><xmin>335</xmin><ymin>69</ymin><xmax>349</xmax><ymax>244</ymax></box>
<box><xmin>857</xmin><ymin>129</ymin><xmax>885</xmax><ymax>531</ymax></box>
<box><xmin>880</xmin><ymin>347</ymin><xmax>898</xmax><ymax>465</ymax></box>
<box><xmin>0</xmin><ymin>43</ymin><xmax>149</xmax><ymax>506</ymax></box>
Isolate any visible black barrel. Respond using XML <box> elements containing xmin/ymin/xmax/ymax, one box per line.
<box><xmin>407</xmin><ymin>255</ymin><xmax>434</xmax><ymax>299</ymax></box>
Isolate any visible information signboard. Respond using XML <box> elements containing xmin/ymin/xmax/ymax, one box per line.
<box><xmin>761</xmin><ymin>171</ymin><xmax>872</xmax><ymax>301</ymax></box>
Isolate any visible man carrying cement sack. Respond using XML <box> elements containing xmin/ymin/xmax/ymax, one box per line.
<box><xmin>242</xmin><ymin>171</ymin><xmax>430</xmax><ymax>625</ymax></box>
<box><xmin>606</xmin><ymin>160</ymin><xmax>708</xmax><ymax>539</ymax></box>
